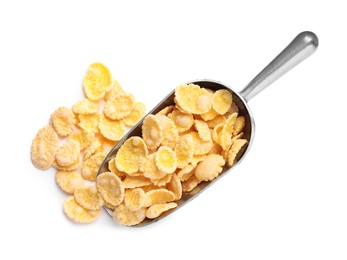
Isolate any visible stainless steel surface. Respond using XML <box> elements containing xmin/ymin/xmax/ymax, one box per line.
<box><xmin>98</xmin><ymin>31</ymin><xmax>318</xmax><ymax>226</ymax></box>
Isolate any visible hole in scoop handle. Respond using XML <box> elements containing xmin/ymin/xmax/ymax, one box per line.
<box><xmin>240</xmin><ymin>31</ymin><xmax>319</xmax><ymax>102</ymax></box>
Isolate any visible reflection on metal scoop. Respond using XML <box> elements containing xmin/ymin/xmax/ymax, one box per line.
<box><xmin>98</xmin><ymin>31</ymin><xmax>318</xmax><ymax>226</ymax></box>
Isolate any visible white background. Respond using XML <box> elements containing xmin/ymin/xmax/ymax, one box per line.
<box><xmin>1</xmin><ymin>1</ymin><xmax>346</xmax><ymax>259</ymax></box>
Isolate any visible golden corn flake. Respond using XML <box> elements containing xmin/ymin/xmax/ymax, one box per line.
<box><xmin>72</xmin><ymin>98</ymin><xmax>99</xmax><ymax>115</ymax></box>
<box><xmin>212</xmin><ymin>123</ymin><xmax>223</xmax><ymax>145</ymax></box>
<box><xmin>55</xmin><ymin>140</ymin><xmax>81</xmax><ymax>167</ymax></box>
<box><xmin>177</xmin><ymin>164</ymin><xmax>196</xmax><ymax>181</ymax></box>
<box><xmin>156</xmin><ymin>105</ymin><xmax>174</xmax><ymax>116</ymax></box>
<box><xmin>63</xmin><ymin>196</ymin><xmax>100</xmax><ymax>223</ymax></box>
<box><xmin>103</xmin><ymin>200</ymin><xmax>116</xmax><ymax>210</ymax></box>
<box><xmin>96</xmin><ymin>172</ymin><xmax>124</xmax><ymax>207</ymax></box>
<box><xmin>181</xmin><ymin>175</ymin><xmax>201</xmax><ymax>192</ymax></box>
<box><xmin>81</xmin><ymin>152</ymin><xmax>107</xmax><ymax>181</ymax></box>
<box><xmin>169</xmin><ymin>109</ymin><xmax>194</xmax><ymax>133</ymax></box>
<box><xmin>141</xmin><ymin>184</ymin><xmax>160</xmax><ymax>193</ymax></box>
<box><xmin>194</xmin><ymin>120</ymin><xmax>211</xmax><ymax>141</ymax></box>
<box><xmin>188</xmin><ymin>132</ymin><xmax>212</xmax><ymax>155</ymax></box>
<box><xmin>233</xmin><ymin>116</ymin><xmax>245</xmax><ymax>136</ymax></box>
<box><xmin>207</xmin><ymin>115</ymin><xmax>226</xmax><ymax>128</ymax></box>
<box><xmin>122</xmin><ymin>176</ymin><xmax>152</xmax><ymax>189</ymax></box>
<box><xmin>190</xmin><ymin>154</ymin><xmax>207</xmax><ymax>165</ymax></box>
<box><xmin>113</xmin><ymin>203</ymin><xmax>146</xmax><ymax>226</ymax></box>
<box><xmin>104</xmin><ymin>93</ymin><xmax>135</xmax><ymax>120</ymax></box>
<box><xmin>219</xmin><ymin>113</ymin><xmax>237</xmax><ymax>150</ymax></box>
<box><xmin>175</xmin><ymin>84</ymin><xmax>213</xmax><ymax>114</ymax></box>
<box><xmin>152</xmin><ymin>174</ymin><xmax>172</xmax><ymax>187</ymax></box>
<box><xmin>155</xmin><ymin>146</ymin><xmax>177</xmax><ymax>174</ymax></box>
<box><xmin>74</xmin><ymin>186</ymin><xmax>103</xmax><ymax>211</ymax></box>
<box><xmin>208</xmin><ymin>142</ymin><xmax>223</xmax><ymax>155</ymax></box>
<box><xmin>146</xmin><ymin>202</ymin><xmax>177</xmax><ymax>219</ymax></box>
<box><xmin>83</xmin><ymin>63</ymin><xmax>112</xmax><ymax>101</ymax></box>
<box><xmin>115</xmin><ymin>136</ymin><xmax>148</xmax><ymax>174</ymax></box>
<box><xmin>142</xmin><ymin>115</ymin><xmax>162</xmax><ymax>150</ymax></box>
<box><xmin>140</xmin><ymin>153</ymin><xmax>167</xmax><ymax>180</ymax></box>
<box><xmin>83</xmin><ymin>139</ymin><xmax>101</xmax><ymax>160</ymax></box>
<box><xmin>108</xmin><ymin>157</ymin><xmax>126</xmax><ymax>179</ymax></box>
<box><xmin>53</xmin><ymin>154</ymin><xmax>82</xmax><ymax>171</ymax></box>
<box><xmin>123</xmin><ymin>101</ymin><xmax>146</xmax><ymax>127</ymax></box>
<box><xmin>104</xmin><ymin>80</ymin><xmax>125</xmax><ymax>101</ymax></box>
<box><xmin>55</xmin><ymin>170</ymin><xmax>84</xmax><ymax>194</ymax></box>
<box><xmin>227</xmin><ymin>139</ymin><xmax>248</xmax><ymax>167</ymax></box>
<box><xmin>229</xmin><ymin>102</ymin><xmax>239</xmax><ymax>115</ymax></box>
<box><xmin>78</xmin><ymin>114</ymin><xmax>99</xmax><ymax>133</ymax></box>
<box><xmin>143</xmin><ymin>188</ymin><xmax>176</xmax><ymax>207</ymax></box>
<box><xmin>124</xmin><ymin>188</ymin><xmax>146</xmax><ymax>211</ymax></box>
<box><xmin>200</xmin><ymin>108</ymin><xmax>219</xmax><ymax>121</ymax></box>
<box><xmin>68</xmin><ymin>129</ymin><xmax>95</xmax><ymax>150</ymax></box>
<box><xmin>166</xmin><ymin>174</ymin><xmax>182</xmax><ymax>200</ymax></box>
<box><xmin>31</xmin><ymin>125</ymin><xmax>59</xmax><ymax>170</ymax></box>
<box><xmin>98</xmin><ymin>115</ymin><xmax>125</xmax><ymax>141</ymax></box>
<box><xmin>174</xmin><ymin>134</ymin><xmax>195</xmax><ymax>169</ymax></box>
<box><xmin>157</xmin><ymin>115</ymin><xmax>179</xmax><ymax>149</ymax></box>
<box><xmin>98</xmin><ymin>136</ymin><xmax>116</xmax><ymax>154</ymax></box>
<box><xmin>212</xmin><ymin>89</ymin><xmax>233</xmax><ymax>115</ymax></box>
<box><xmin>195</xmin><ymin>154</ymin><xmax>225</xmax><ymax>181</ymax></box>
<box><xmin>51</xmin><ymin>107</ymin><xmax>76</xmax><ymax>137</ymax></box>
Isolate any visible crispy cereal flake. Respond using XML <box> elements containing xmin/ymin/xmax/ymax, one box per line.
<box><xmin>166</xmin><ymin>174</ymin><xmax>182</xmax><ymax>200</ymax></box>
<box><xmin>96</xmin><ymin>172</ymin><xmax>124</xmax><ymax>207</ymax></box>
<box><xmin>78</xmin><ymin>114</ymin><xmax>99</xmax><ymax>133</ymax></box>
<box><xmin>155</xmin><ymin>146</ymin><xmax>177</xmax><ymax>174</ymax></box>
<box><xmin>177</xmin><ymin>164</ymin><xmax>196</xmax><ymax>181</ymax></box>
<box><xmin>83</xmin><ymin>63</ymin><xmax>112</xmax><ymax>101</ymax></box>
<box><xmin>143</xmin><ymin>188</ymin><xmax>176</xmax><ymax>207</ymax></box>
<box><xmin>81</xmin><ymin>152</ymin><xmax>107</xmax><ymax>181</ymax></box>
<box><xmin>220</xmin><ymin>113</ymin><xmax>237</xmax><ymax>150</ymax></box>
<box><xmin>157</xmin><ymin>115</ymin><xmax>179</xmax><ymax>149</ymax></box>
<box><xmin>113</xmin><ymin>204</ymin><xmax>146</xmax><ymax>226</ymax></box>
<box><xmin>174</xmin><ymin>134</ymin><xmax>195</xmax><ymax>169</ymax></box>
<box><xmin>83</xmin><ymin>139</ymin><xmax>101</xmax><ymax>160</ymax></box>
<box><xmin>124</xmin><ymin>188</ymin><xmax>146</xmax><ymax>211</ymax></box>
<box><xmin>181</xmin><ymin>175</ymin><xmax>201</xmax><ymax>192</ymax></box>
<box><xmin>156</xmin><ymin>105</ymin><xmax>174</xmax><ymax>116</ymax></box>
<box><xmin>122</xmin><ymin>176</ymin><xmax>152</xmax><ymax>189</ymax></box>
<box><xmin>152</xmin><ymin>174</ymin><xmax>172</xmax><ymax>187</ymax></box>
<box><xmin>140</xmin><ymin>153</ymin><xmax>167</xmax><ymax>180</ymax></box>
<box><xmin>63</xmin><ymin>196</ymin><xmax>100</xmax><ymax>223</ymax></box>
<box><xmin>146</xmin><ymin>202</ymin><xmax>177</xmax><ymax>219</ymax></box>
<box><xmin>123</xmin><ymin>101</ymin><xmax>146</xmax><ymax>127</ymax></box>
<box><xmin>212</xmin><ymin>89</ymin><xmax>233</xmax><ymax>115</ymax></box>
<box><xmin>51</xmin><ymin>107</ymin><xmax>76</xmax><ymax>137</ymax></box>
<box><xmin>104</xmin><ymin>93</ymin><xmax>135</xmax><ymax>120</ymax></box>
<box><xmin>188</xmin><ymin>132</ymin><xmax>213</xmax><ymax>155</ymax></box>
<box><xmin>55</xmin><ymin>140</ymin><xmax>81</xmax><ymax>167</ymax></box>
<box><xmin>142</xmin><ymin>115</ymin><xmax>162</xmax><ymax>150</ymax></box>
<box><xmin>195</xmin><ymin>154</ymin><xmax>225</xmax><ymax>181</ymax></box>
<box><xmin>169</xmin><ymin>109</ymin><xmax>194</xmax><ymax>133</ymax></box>
<box><xmin>55</xmin><ymin>170</ymin><xmax>84</xmax><ymax>194</ymax></box>
<box><xmin>68</xmin><ymin>129</ymin><xmax>95</xmax><ymax>150</ymax></box>
<box><xmin>194</xmin><ymin>119</ymin><xmax>211</xmax><ymax>141</ymax></box>
<box><xmin>74</xmin><ymin>186</ymin><xmax>103</xmax><ymax>210</ymax></box>
<box><xmin>72</xmin><ymin>99</ymin><xmax>99</xmax><ymax>115</ymax></box>
<box><xmin>104</xmin><ymin>80</ymin><xmax>125</xmax><ymax>101</ymax></box>
<box><xmin>233</xmin><ymin>116</ymin><xmax>245</xmax><ymax>136</ymax></box>
<box><xmin>98</xmin><ymin>115</ymin><xmax>125</xmax><ymax>141</ymax></box>
<box><xmin>227</xmin><ymin>139</ymin><xmax>248</xmax><ymax>167</ymax></box>
<box><xmin>53</xmin><ymin>154</ymin><xmax>82</xmax><ymax>171</ymax></box>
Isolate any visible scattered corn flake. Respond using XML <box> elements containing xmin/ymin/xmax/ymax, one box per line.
<box><xmin>177</xmin><ymin>164</ymin><xmax>197</xmax><ymax>181</ymax></box>
<box><xmin>212</xmin><ymin>89</ymin><xmax>233</xmax><ymax>115</ymax></box>
<box><xmin>140</xmin><ymin>153</ymin><xmax>167</xmax><ymax>180</ymax></box>
<box><xmin>207</xmin><ymin>115</ymin><xmax>226</xmax><ymax>128</ymax></box>
<box><xmin>115</xmin><ymin>136</ymin><xmax>148</xmax><ymax>174</ymax></box>
<box><xmin>122</xmin><ymin>176</ymin><xmax>152</xmax><ymax>189</ymax></box>
<box><xmin>188</xmin><ymin>132</ymin><xmax>213</xmax><ymax>155</ymax></box>
<box><xmin>78</xmin><ymin>114</ymin><xmax>99</xmax><ymax>133</ymax></box>
<box><xmin>166</xmin><ymin>174</ymin><xmax>182</xmax><ymax>200</ymax></box>
<box><xmin>63</xmin><ymin>196</ymin><xmax>100</xmax><ymax>223</ymax></box>
<box><xmin>53</xmin><ymin>154</ymin><xmax>82</xmax><ymax>171</ymax></box>
<box><xmin>233</xmin><ymin>116</ymin><xmax>245</xmax><ymax>136</ymax></box>
<box><xmin>104</xmin><ymin>93</ymin><xmax>135</xmax><ymax>120</ymax></box>
<box><xmin>98</xmin><ymin>115</ymin><xmax>125</xmax><ymax>141</ymax></box>
<box><xmin>104</xmin><ymin>80</ymin><xmax>125</xmax><ymax>101</ymax></box>
<box><xmin>152</xmin><ymin>174</ymin><xmax>172</xmax><ymax>187</ymax></box>
<box><xmin>51</xmin><ymin>107</ymin><xmax>76</xmax><ymax>137</ymax></box>
<box><xmin>124</xmin><ymin>188</ymin><xmax>146</xmax><ymax>211</ymax></box>
<box><xmin>195</xmin><ymin>154</ymin><xmax>225</xmax><ymax>181</ymax></box>
<box><xmin>143</xmin><ymin>188</ymin><xmax>176</xmax><ymax>207</ymax></box>
<box><xmin>200</xmin><ymin>108</ymin><xmax>219</xmax><ymax>121</ymax></box>
<box><xmin>181</xmin><ymin>175</ymin><xmax>201</xmax><ymax>192</ymax></box>
<box><xmin>157</xmin><ymin>115</ymin><xmax>179</xmax><ymax>149</ymax></box>
<box><xmin>83</xmin><ymin>139</ymin><xmax>101</xmax><ymax>160</ymax></box>
<box><xmin>220</xmin><ymin>113</ymin><xmax>237</xmax><ymax>150</ymax></box>
<box><xmin>227</xmin><ymin>139</ymin><xmax>248</xmax><ymax>167</ymax></box>
<box><xmin>169</xmin><ymin>109</ymin><xmax>194</xmax><ymax>133</ymax></box>
<box><xmin>155</xmin><ymin>146</ymin><xmax>177</xmax><ymax>174</ymax></box>
<box><xmin>74</xmin><ymin>186</ymin><xmax>103</xmax><ymax>211</ymax></box>
<box><xmin>194</xmin><ymin>119</ymin><xmax>211</xmax><ymax>141</ymax></box>
<box><xmin>55</xmin><ymin>170</ymin><xmax>84</xmax><ymax>194</ymax></box>
<box><xmin>113</xmin><ymin>203</ymin><xmax>146</xmax><ymax>226</ymax></box>
<box><xmin>72</xmin><ymin>98</ymin><xmax>99</xmax><ymax>115</ymax></box>
<box><xmin>175</xmin><ymin>84</ymin><xmax>213</xmax><ymax>114</ymax></box>
<box><xmin>156</xmin><ymin>105</ymin><xmax>174</xmax><ymax>116</ymax></box>
<box><xmin>174</xmin><ymin>134</ymin><xmax>195</xmax><ymax>169</ymax></box>
<box><xmin>83</xmin><ymin>63</ymin><xmax>112</xmax><ymax>101</ymax></box>
<box><xmin>55</xmin><ymin>140</ymin><xmax>81</xmax><ymax>167</ymax></box>
<box><xmin>142</xmin><ymin>115</ymin><xmax>162</xmax><ymax>150</ymax></box>
<box><xmin>31</xmin><ymin>125</ymin><xmax>59</xmax><ymax>170</ymax></box>
<box><xmin>108</xmin><ymin>157</ymin><xmax>126</xmax><ymax>179</ymax></box>
<box><xmin>96</xmin><ymin>172</ymin><xmax>124</xmax><ymax>207</ymax></box>
<box><xmin>98</xmin><ymin>136</ymin><xmax>116</xmax><ymax>154</ymax></box>
<box><xmin>123</xmin><ymin>101</ymin><xmax>146</xmax><ymax>127</ymax></box>
<box><xmin>81</xmin><ymin>152</ymin><xmax>107</xmax><ymax>181</ymax></box>
<box><xmin>146</xmin><ymin>202</ymin><xmax>177</xmax><ymax>219</ymax></box>
<box><xmin>68</xmin><ymin>129</ymin><xmax>95</xmax><ymax>150</ymax></box>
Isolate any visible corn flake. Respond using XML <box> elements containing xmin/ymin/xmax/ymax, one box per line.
<box><xmin>174</xmin><ymin>134</ymin><xmax>195</xmax><ymax>169</ymax></box>
<box><xmin>227</xmin><ymin>139</ymin><xmax>248</xmax><ymax>167</ymax></box>
<box><xmin>142</xmin><ymin>115</ymin><xmax>162</xmax><ymax>150</ymax></box>
<box><xmin>146</xmin><ymin>202</ymin><xmax>177</xmax><ymax>219</ymax></box>
<box><xmin>72</xmin><ymin>98</ymin><xmax>99</xmax><ymax>115</ymax></box>
<box><xmin>212</xmin><ymin>89</ymin><xmax>233</xmax><ymax>115</ymax></box>
<box><xmin>122</xmin><ymin>176</ymin><xmax>152</xmax><ymax>189</ymax></box>
<box><xmin>98</xmin><ymin>115</ymin><xmax>125</xmax><ymax>141</ymax></box>
<box><xmin>200</xmin><ymin>108</ymin><xmax>219</xmax><ymax>121</ymax></box>
<box><xmin>188</xmin><ymin>132</ymin><xmax>212</xmax><ymax>155</ymax></box>
<box><xmin>68</xmin><ymin>129</ymin><xmax>95</xmax><ymax>150</ymax></box>
<box><xmin>152</xmin><ymin>174</ymin><xmax>172</xmax><ymax>187</ymax></box>
<box><xmin>143</xmin><ymin>188</ymin><xmax>175</xmax><ymax>207</ymax></box>
<box><xmin>166</xmin><ymin>174</ymin><xmax>182</xmax><ymax>200</ymax></box>
<box><xmin>123</xmin><ymin>101</ymin><xmax>146</xmax><ymax>127</ymax></box>
<box><xmin>83</xmin><ymin>63</ymin><xmax>112</xmax><ymax>101</ymax></box>
<box><xmin>113</xmin><ymin>203</ymin><xmax>146</xmax><ymax>226</ymax></box>
<box><xmin>194</xmin><ymin>120</ymin><xmax>211</xmax><ymax>141</ymax></box>
<box><xmin>108</xmin><ymin>157</ymin><xmax>126</xmax><ymax>179</ymax></box>
<box><xmin>104</xmin><ymin>80</ymin><xmax>125</xmax><ymax>101</ymax></box>
<box><xmin>78</xmin><ymin>114</ymin><xmax>99</xmax><ymax>133</ymax></box>
<box><xmin>53</xmin><ymin>154</ymin><xmax>82</xmax><ymax>171</ymax></box>
<box><xmin>220</xmin><ymin>113</ymin><xmax>237</xmax><ymax>150</ymax></box>
<box><xmin>55</xmin><ymin>140</ymin><xmax>81</xmax><ymax>167</ymax></box>
<box><xmin>140</xmin><ymin>153</ymin><xmax>167</xmax><ymax>180</ymax></box>
<box><xmin>81</xmin><ymin>152</ymin><xmax>107</xmax><ymax>181</ymax></box>
<box><xmin>181</xmin><ymin>175</ymin><xmax>201</xmax><ymax>192</ymax></box>
<box><xmin>74</xmin><ymin>186</ymin><xmax>103</xmax><ymax>210</ymax></box>
<box><xmin>207</xmin><ymin>115</ymin><xmax>226</xmax><ymax>128</ymax></box>
<box><xmin>63</xmin><ymin>196</ymin><xmax>100</xmax><ymax>223</ymax></box>
<box><xmin>195</xmin><ymin>154</ymin><xmax>225</xmax><ymax>181</ymax></box>
<box><xmin>55</xmin><ymin>170</ymin><xmax>84</xmax><ymax>194</ymax></box>
<box><xmin>155</xmin><ymin>146</ymin><xmax>177</xmax><ymax>174</ymax></box>
<box><xmin>51</xmin><ymin>107</ymin><xmax>76</xmax><ymax>137</ymax></box>
<box><xmin>156</xmin><ymin>105</ymin><xmax>174</xmax><ymax>116</ymax></box>
<box><xmin>177</xmin><ymin>164</ymin><xmax>196</xmax><ymax>181</ymax></box>
<box><xmin>104</xmin><ymin>93</ymin><xmax>135</xmax><ymax>120</ymax></box>
<box><xmin>169</xmin><ymin>109</ymin><xmax>194</xmax><ymax>133</ymax></box>
<box><xmin>96</xmin><ymin>172</ymin><xmax>124</xmax><ymax>207</ymax></box>
<box><xmin>124</xmin><ymin>188</ymin><xmax>146</xmax><ymax>211</ymax></box>
<box><xmin>233</xmin><ymin>116</ymin><xmax>245</xmax><ymax>136</ymax></box>
<box><xmin>83</xmin><ymin>139</ymin><xmax>101</xmax><ymax>160</ymax></box>
<box><xmin>157</xmin><ymin>115</ymin><xmax>179</xmax><ymax>149</ymax></box>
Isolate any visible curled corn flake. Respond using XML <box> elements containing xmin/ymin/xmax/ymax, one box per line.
<box><xmin>83</xmin><ymin>63</ymin><xmax>112</xmax><ymax>101</ymax></box>
<box><xmin>156</xmin><ymin>105</ymin><xmax>174</xmax><ymax>116</ymax></box>
<box><xmin>81</xmin><ymin>152</ymin><xmax>107</xmax><ymax>181</ymax></box>
<box><xmin>207</xmin><ymin>115</ymin><xmax>226</xmax><ymax>128</ymax></box>
<box><xmin>96</xmin><ymin>172</ymin><xmax>124</xmax><ymax>207</ymax></box>
<box><xmin>104</xmin><ymin>201</ymin><xmax>116</xmax><ymax>210</ymax></box>
<box><xmin>190</xmin><ymin>154</ymin><xmax>206</xmax><ymax>165</ymax></box>
<box><xmin>68</xmin><ymin>129</ymin><xmax>95</xmax><ymax>150</ymax></box>
<box><xmin>194</xmin><ymin>120</ymin><xmax>211</xmax><ymax>141</ymax></box>
<box><xmin>182</xmin><ymin>175</ymin><xmax>201</xmax><ymax>192</ymax></box>
<box><xmin>208</xmin><ymin>142</ymin><xmax>223</xmax><ymax>155</ymax></box>
<box><xmin>142</xmin><ymin>115</ymin><xmax>162</xmax><ymax>150</ymax></box>
<box><xmin>140</xmin><ymin>153</ymin><xmax>167</xmax><ymax>180</ymax></box>
<box><xmin>104</xmin><ymin>80</ymin><xmax>125</xmax><ymax>101</ymax></box>
<box><xmin>212</xmin><ymin>89</ymin><xmax>233</xmax><ymax>115</ymax></box>
<box><xmin>227</xmin><ymin>139</ymin><xmax>248</xmax><ymax>167</ymax></box>
<box><xmin>113</xmin><ymin>204</ymin><xmax>146</xmax><ymax>226</ymax></box>
<box><xmin>175</xmin><ymin>84</ymin><xmax>213</xmax><ymax>114</ymax></box>
<box><xmin>51</xmin><ymin>107</ymin><xmax>76</xmax><ymax>137</ymax></box>
<box><xmin>220</xmin><ymin>113</ymin><xmax>237</xmax><ymax>150</ymax></box>
<box><xmin>169</xmin><ymin>109</ymin><xmax>194</xmax><ymax>133</ymax></box>
<box><xmin>146</xmin><ymin>202</ymin><xmax>177</xmax><ymax>219</ymax></box>
<box><xmin>115</xmin><ymin>137</ymin><xmax>148</xmax><ymax>174</ymax></box>
<box><xmin>123</xmin><ymin>101</ymin><xmax>146</xmax><ymax>127</ymax></box>
<box><xmin>83</xmin><ymin>139</ymin><xmax>101</xmax><ymax>160</ymax></box>
<box><xmin>74</xmin><ymin>186</ymin><xmax>103</xmax><ymax>210</ymax></box>
<box><xmin>152</xmin><ymin>174</ymin><xmax>172</xmax><ymax>187</ymax></box>
<box><xmin>104</xmin><ymin>93</ymin><xmax>135</xmax><ymax>120</ymax></box>
<box><xmin>31</xmin><ymin>125</ymin><xmax>59</xmax><ymax>170</ymax></box>
<box><xmin>143</xmin><ymin>188</ymin><xmax>176</xmax><ymax>207</ymax></box>
<box><xmin>55</xmin><ymin>140</ymin><xmax>81</xmax><ymax>167</ymax></box>
<box><xmin>63</xmin><ymin>196</ymin><xmax>100</xmax><ymax>223</ymax></box>
<box><xmin>78</xmin><ymin>114</ymin><xmax>99</xmax><ymax>133</ymax></box>
<box><xmin>98</xmin><ymin>136</ymin><xmax>116</xmax><ymax>154</ymax></box>
<box><xmin>212</xmin><ymin>123</ymin><xmax>224</xmax><ymax>145</ymax></box>
<box><xmin>188</xmin><ymin>132</ymin><xmax>213</xmax><ymax>155</ymax></box>
<box><xmin>177</xmin><ymin>164</ymin><xmax>196</xmax><ymax>181</ymax></box>
<box><xmin>157</xmin><ymin>115</ymin><xmax>179</xmax><ymax>149</ymax></box>
<box><xmin>124</xmin><ymin>188</ymin><xmax>146</xmax><ymax>211</ymax></box>
<box><xmin>233</xmin><ymin>116</ymin><xmax>245</xmax><ymax>136</ymax></box>
<box><xmin>174</xmin><ymin>97</ymin><xmax>190</xmax><ymax>113</ymax></box>
<box><xmin>55</xmin><ymin>170</ymin><xmax>84</xmax><ymax>194</ymax></box>
<box><xmin>122</xmin><ymin>176</ymin><xmax>152</xmax><ymax>189</ymax></box>
<box><xmin>141</xmin><ymin>184</ymin><xmax>160</xmax><ymax>193</ymax></box>
<box><xmin>98</xmin><ymin>115</ymin><xmax>125</xmax><ymax>141</ymax></box>
<box><xmin>200</xmin><ymin>108</ymin><xmax>219</xmax><ymax>121</ymax></box>
<box><xmin>166</xmin><ymin>174</ymin><xmax>182</xmax><ymax>200</ymax></box>
<box><xmin>195</xmin><ymin>154</ymin><xmax>225</xmax><ymax>181</ymax></box>
<box><xmin>72</xmin><ymin>99</ymin><xmax>99</xmax><ymax>115</ymax></box>
<box><xmin>108</xmin><ymin>157</ymin><xmax>126</xmax><ymax>179</ymax></box>
<box><xmin>155</xmin><ymin>146</ymin><xmax>177</xmax><ymax>174</ymax></box>
<box><xmin>174</xmin><ymin>134</ymin><xmax>195</xmax><ymax>169</ymax></box>
<box><xmin>53</xmin><ymin>154</ymin><xmax>82</xmax><ymax>171</ymax></box>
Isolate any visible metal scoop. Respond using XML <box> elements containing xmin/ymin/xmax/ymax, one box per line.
<box><xmin>99</xmin><ymin>31</ymin><xmax>318</xmax><ymax>226</ymax></box>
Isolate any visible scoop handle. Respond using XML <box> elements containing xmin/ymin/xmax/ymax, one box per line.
<box><xmin>240</xmin><ymin>31</ymin><xmax>318</xmax><ymax>102</ymax></box>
